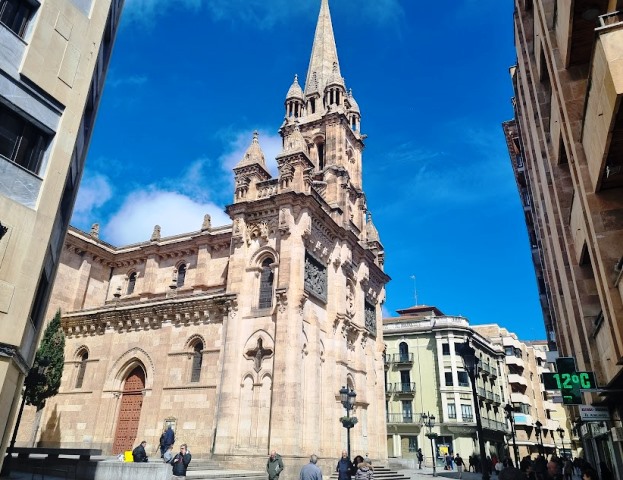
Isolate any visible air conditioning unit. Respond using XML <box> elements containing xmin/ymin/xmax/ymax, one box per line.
<box><xmin>611</xmin><ymin>427</ymin><xmax>623</xmax><ymax>442</ymax></box>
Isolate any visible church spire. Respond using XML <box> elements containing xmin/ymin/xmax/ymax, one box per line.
<box><xmin>304</xmin><ymin>0</ymin><xmax>341</xmax><ymax>96</ymax></box>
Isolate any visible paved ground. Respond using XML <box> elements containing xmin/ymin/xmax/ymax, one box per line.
<box><xmin>393</xmin><ymin>467</ymin><xmax>583</xmax><ymax>480</ymax></box>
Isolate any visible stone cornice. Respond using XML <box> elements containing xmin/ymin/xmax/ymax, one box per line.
<box><xmin>62</xmin><ymin>294</ymin><xmax>237</xmax><ymax>337</ymax></box>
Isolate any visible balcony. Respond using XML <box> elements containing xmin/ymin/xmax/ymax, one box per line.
<box><xmin>493</xmin><ymin>393</ymin><xmax>502</xmax><ymax>405</ymax></box>
<box><xmin>508</xmin><ymin>374</ymin><xmax>528</xmax><ymax>387</ymax></box>
<box><xmin>513</xmin><ymin>413</ymin><xmax>533</xmax><ymax>426</ymax></box>
<box><xmin>477</xmin><ymin>387</ymin><xmax>486</xmax><ymax>399</ymax></box>
<box><xmin>391</xmin><ymin>382</ymin><xmax>416</xmax><ymax>395</ymax></box>
<box><xmin>505</xmin><ymin>356</ymin><xmax>525</xmax><ymax>369</ymax></box>
<box><xmin>485</xmin><ymin>390</ymin><xmax>494</xmax><ymax>403</ymax></box>
<box><xmin>584</xmin><ymin>11</ymin><xmax>623</xmax><ymax>191</ymax></box>
<box><xmin>481</xmin><ymin>363</ymin><xmax>491</xmax><ymax>377</ymax></box>
<box><xmin>386</xmin><ymin>412</ymin><xmax>422</xmax><ymax>424</ymax></box>
<box><xmin>510</xmin><ymin>392</ymin><xmax>530</xmax><ymax>405</ymax></box>
<box><xmin>393</xmin><ymin>352</ymin><xmax>414</xmax><ymax>366</ymax></box>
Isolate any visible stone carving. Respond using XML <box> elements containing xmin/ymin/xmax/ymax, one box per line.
<box><xmin>151</xmin><ymin>225</ymin><xmax>161</xmax><ymax>242</ymax></box>
<box><xmin>246</xmin><ymin>338</ymin><xmax>273</xmax><ymax>373</ymax></box>
<box><xmin>275</xmin><ymin>288</ymin><xmax>288</xmax><ymax>314</ymax></box>
<box><xmin>201</xmin><ymin>214</ymin><xmax>211</xmax><ymax>231</ymax></box>
<box><xmin>364</xmin><ymin>302</ymin><xmax>376</xmax><ymax>335</ymax></box>
<box><xmin>346</xmin><ymin>281</ymin><xmax>355</xmax><ymax>318</ymax></box>
<box><xmin>304</xmin><ymin>253</ymin><xmax>327</xmax><ymax>302</ymax></box>
<box><xmin>90</xmin><ymin>223</ymin><xmax>99</xmax><ymax>238</ymax></box>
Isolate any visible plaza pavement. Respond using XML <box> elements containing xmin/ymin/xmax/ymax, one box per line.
<box><xmin>394</xmin><ymin>467</ymin><xmax>583</xmax><ymax>480</ymax></box>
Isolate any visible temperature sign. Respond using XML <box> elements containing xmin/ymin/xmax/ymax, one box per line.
<box><xmin>542</xmin><ymin>357</ymin><xmax>598</xmax><ymax>405</ymax></box>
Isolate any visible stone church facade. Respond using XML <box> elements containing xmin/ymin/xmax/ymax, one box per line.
<box><xmin>24</xmin><ymin>0</ymin><xmax>389</xmax><ymax>469</ymax></box>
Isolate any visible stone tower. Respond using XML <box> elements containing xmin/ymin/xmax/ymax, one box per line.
<box><xmin>219</xmin><ymin>0</ymin><xmax>388</xmax><ymax>462</ymax></box>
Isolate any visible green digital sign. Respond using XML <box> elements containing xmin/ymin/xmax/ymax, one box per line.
<box><xmin>541</xmin><ymin>357</ymin><xmax>598</xmax><ymax>405</ymax></box>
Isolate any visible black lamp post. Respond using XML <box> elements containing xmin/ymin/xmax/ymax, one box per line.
<box><xmin>339</xmin><ymin>386</ymin><xmax>357</xmax><ymax>459</ymax></box>
<box><xmin>422</xmin><ymin>412</ymin><xmax>437</xmax><ymax>477</ymax></box>
<box><xmin>556</xmin><ymin>427</ymin><xmax>567</xmax><ymax>459</ymax></box>
<box><xmin>534</xmin><ymin>420</ymin><xmax>544</xmax><ymax>456</ymax></box>
<box><xmin>456</xmin><ymin>341</ymin><xmax>490</xmax><ymax>480</ymax></box>
<box><xmin>504</xmin><ymin>404</ymin><xmax>519</xmax><ymax>466</ymax></box>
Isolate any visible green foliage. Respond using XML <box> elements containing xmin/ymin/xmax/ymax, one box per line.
<box><xmin>340</xmin><ymin>416</ymin><xmax>358</xmax><ymax>428</ymax></box>
<box><xmin>24</xmin><ymin>310</ymin><xmax>65</xmax><ymax>410</ymax></box>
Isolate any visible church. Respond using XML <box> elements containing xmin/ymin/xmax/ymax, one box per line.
<box><xmin>26</xmin><ymin>0</ymin><xmax>389</xmax><ymax>470</ymax></box>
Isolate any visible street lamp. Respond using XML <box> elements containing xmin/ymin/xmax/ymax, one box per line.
<box><xmin>422</xmin><ymin>412</ymin><xmax>437</xmax><ymax>477</ymax></box>
<box><xmin>456</xmin><ymin>341</ymin><xmax>490</xmax><ymax>480</ymax></box>
<box><xmin>556</xmin><ymin>427</ymin><xmax>568</xmax><ymax>459</ymax></box>
<box><xmin>534</xmin><ymin>420</ymin><xmax>544</xmax><ymax>456</ymax></box>
<box><xmin>339</xmin><ymin>386</ymin><xmax>357</xmax><ymax>459</ymax></box>
<box><xmin>504</xmin><ymin>404</ymin><xmax>519</xmax><ymax>466</ymax></box>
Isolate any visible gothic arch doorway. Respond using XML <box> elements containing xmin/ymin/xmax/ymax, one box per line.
<box><xmin>112</xmin><ymin>366</ymin><xmax>145</xmax><ymax>454</ymax></box>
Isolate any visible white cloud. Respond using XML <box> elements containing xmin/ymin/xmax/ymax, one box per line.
<box><xmin>107</xmin><ymin>74</ymin><xmax>148</xmax><ymax>88</ymax></box>
<box><xmin>104</xmin><ymin>189</ymin><xmax>230</xmax><ymax>245</ymax></box>
<box><xmin>72</xmin><ymin>173</ymin><xmax>114</xmax><ymax>225</ymax></box>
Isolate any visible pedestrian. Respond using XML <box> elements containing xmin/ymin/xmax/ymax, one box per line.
<box><xmin>416</xmin><ymin>448</ymin><xmax>424</xmax><ymax>469</ymax></box>
<box><xmin>495</xmin><ymin>459</ymin><xmax>504</xmax><ymax>476</ymax></box>
<box><xmin>445</xmin><ymin>453</ymin><xmax>453</xmax><ymax>471</ymax></box>
<box><xmin>581</xmin><ymin>467</ymin><xmax>598</xmax><ymax>480</ymax></box>
<box><xmin>132</xmin><ymin>440</ymin><xmax>148</xmax><ymax>462</ymax></box>
<box><xmin>336</xmin><ymin>450</ymin><xmax>353</xmax><ymax>480</ymax></box>
<box><xmin>562</xmin><ymin>459</ymin><xmax>573</xmax><ymax>480</ymax></box>
<box><xmin>352</xmin><ymin>455</ymin><xmax>364</xmax><ymax>476</ymax></box>
<box><xmin>159</xmin><ymin>430</ymin><xmax>167</xmax><ymax>458</ymax></box>
<box><xmin>267</xmin><ymin>450</ymin><xmax>284</xmax><ymax>480</ymax></box>
<box><xmin>354</xmin><ymin>456</ymin><xmax>373</xmax><ymax>480</ymax></box>
<box><xmin>455</xmin><ymin>453</ymin><xmax>465</xmax><ymax>479</ymax></box>
<box><xmin>468</xmin><ymin>455</ymin><xmax>475</xmax><ymax>472</ymax></box>
<box><xmin>163</xmin><ymin>445</ymin><xmax>174</xmax><ymax>463</ymax></box>
<box><xmin>499</xmin><ymin>467</ymin><xmax>525</xmax><ymax>480</ymax></box>
<box><xmin>171</xmin><ymin>444</ymin><xmax>191</xmax><ymax>479</ymax></box>
<box><xmin>164</xmin><ymin>425</ymin><xmax>175</xmax><ymax>450</ymax></box>
<box><xmin>599</xmin><ymin>461</ymin><xmax>614</xmax><ymax>480</ymax></box>
<box><xmin>300</xmin><ymin>454</ymin><xmax>323</xmax><ymax>480</ymax></box>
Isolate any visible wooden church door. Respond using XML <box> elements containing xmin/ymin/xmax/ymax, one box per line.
<box><xmin>112</xmin><ymin>366</ymin><xmax>145</xmax><ymax>454</ymax></box>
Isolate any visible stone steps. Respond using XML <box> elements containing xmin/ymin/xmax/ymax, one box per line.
<box><xmin>329</xmin><ymin>465</ymin><xmax>410</xmax><ymax>480</ymax></box>
<box><xmin>187</xmin><ymin>470</ymin><xmax>265</xmax><ymax>480</ymax></box>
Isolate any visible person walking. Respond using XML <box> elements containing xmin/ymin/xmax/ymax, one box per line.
<box><xmin>354</xmin><ymin>457</ymin><xmax>373</xmax><ymax>480</ymax></box>
<box><xmin>267</xmin><ymin>450</ymin><xmax>284</xmax><ymax>480</ymax></box>
<box><xmin>132</xmin><ymin>440</ymin><xmax>148</xmax><ymax>462</ymax></box>
<box><xmin>163</xmin><ymin>425</ymin><xmax>175</xmax><ymax>450</ymax></box>
<box><xmin>300</xmin><ymin>454</ymin><xmax>323</xmax><ymax>480</ymax></box>
<box><xmin>416</xmin><ymin>448</ymin><xmax>424</xmax><ymax>469</ymax></box>
<box><xmin>455</xmin><ymin>453</ymin><xmax>465</xmax><ymax>479</ymax></box>
<box><xmin>163</xmin><ymin>445</ymin><xmax>174</xmax><ymax>464</ymax></box>
<box><xmin>171</xmin><ymin>444</ymin><xmax>192</xmax><ymax>479</ymax></box>
<box><xmin>336</xmin><ymin>450</ymin><xmax>353</xmax><ymax>480</ymax></box>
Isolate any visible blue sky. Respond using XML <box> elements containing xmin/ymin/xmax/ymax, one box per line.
<box><xmin>72</xmin><ymin>0</ymin><xmax>546</xmax><ymax>340</ymax></box>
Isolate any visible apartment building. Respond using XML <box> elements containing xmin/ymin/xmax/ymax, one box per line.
<box><xmin>473</xmin><ymin>326</ymin><xmax>574</xmax><ymax>461</ymax></box>
<box><xmin>383</xmin><ymin>306</ymin><xmax>508</xmax><ymax>465</ymax></box>
<box><xmin>0</xmin><ymin>0</ymin><xmax>123</xmax><ymax>466</ymax></box>
<box><xmin>503</xmin><ymin>0</ymin><xmax>623</xmax><ymax>475</ymax></box>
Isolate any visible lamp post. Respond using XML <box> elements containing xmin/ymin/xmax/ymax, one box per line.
<box><xmin>422</xmin><ymin>412</ymin><xmax>437</xmax><ymax>477</ymax></box>
<box><xmin>456</xmin><ymin>341</ymin><xmax>490</xmax><ymax>480</ymax></box>
<box><xmin>339</xmin><ymin>386</ymin><xmax>357</xmax><ymax>460</ymax></box>
<box><xmin>556</xmin><ymin>427</ymin><xmax>567</xmax><ymax>459</ymax></box>
<box><xmin>534</xmin><ymin>420</ymin><xmax>544</xmax><ymax>456</ymax></box>
<box><xmin>504</xmin><ymin>404</ymin><xmax>519</xmax><ymax>466</ymax></box>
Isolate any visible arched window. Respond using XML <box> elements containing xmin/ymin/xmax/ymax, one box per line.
<box><xmin>177</xmin><ymin>264</ymin><xmax>186</xmax><ymax>288</ymax></box>
<box><xmin>76</xmin><ymin>350</ymin><xmax>88</xmax><ymax>388</ymax></box>
<box><xmin>191</xmin><ymin>341</ymin><xmax>203</xmax><ymax>383</ymax></box>
<box><xmin>258</xmin><ymin>258</ymin><xmax>274</xmax><ymax>309</ymax></box>
<box><xmin>399</xmin><ymin>342</ymin><xmax>409</xmax><ymax>363</ymax></box>
<box><xmin>127</xmin><ymin>272</ymin><xmax>137</xmax><ymax>295</ymax></box>
<box><xmin>317</xmin><ymin>141</ymin><xmax>325</xmax><ymax>170</ymax></box>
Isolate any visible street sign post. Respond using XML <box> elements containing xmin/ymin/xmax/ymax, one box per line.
<box><xmin>542</xmin><ymin>357</ymin><xmax>598</xmax><ymax>405</ymax></box>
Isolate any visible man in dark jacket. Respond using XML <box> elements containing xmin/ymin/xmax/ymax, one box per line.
<box><xmin>132</xmin><ymin>440</ymin><xmax>148</xmax><ymax>462</ymax></box>
<box><xmin>336</xmin><ymin>450</ymin><xmax>353</xmax><ymax>480</ymax></box>
<box><xmin>171</xmin><ymin>444</ymin><xmax>192</xmax><ymax>479</ymax></box>
<box><xmin>267</xmin><ymin>450</ymin><xmax>284</xmax><ymax>480</ymax></box>
<box><xmin>164</xmin><ymin>426</ymin><xmax>175</xmax><ymax>449</ymax></box>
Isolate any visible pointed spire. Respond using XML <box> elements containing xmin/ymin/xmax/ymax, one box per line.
<box><xmin>282</xmin><ymin>123</ymin><xmax>308</xmax><ymax>154</ymax></box>
<box><xmin>366</xmin><ymin>212</ymin><xmax>381</xmax><ymax>244</ymax></box>
<box><xmin>235</xmin><ymin>131</ymin><xmax>267</xmax><ymax>169</ymax></box>
<box><xmin>305</xmin><ymin>0</ymin><xmax>341</xmax><ymax>95</ymax></box>
<box><xmin>286</xmin><ymin>74</ymin><xmax>304</xmax><ymax>100</ymax></box>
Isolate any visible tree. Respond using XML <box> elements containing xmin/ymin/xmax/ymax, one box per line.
<box><xmin>25</xmin><ymin>309</ymin><xmax>65</xmax><ymax>410</ymax></box>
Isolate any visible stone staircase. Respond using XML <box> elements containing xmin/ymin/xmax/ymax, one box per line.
<box><xmin>187</xmin><ymin>459</ymin><xmax>265</xmax><ymax>480</ymax></box>
<box><xmin>328</xmin><ymin>465</ymin><xmax>411</xmax><ymax>480</ymax></box>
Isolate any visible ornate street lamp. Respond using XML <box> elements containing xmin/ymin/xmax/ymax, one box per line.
<box><xmin>504</xmin><ymin>404</ymin><xmax>519</xmax><ymax>466</ymax></box>
<box><xmin>534</xmin><ymin>420</ymin><xmax>544</xmax><ymax>456</ymax></box>
<box><xmin>422</xmin><ymin>412</ymin><xmax>437</xmax><ymax>477</ymax></box>
<box><xmin>339</xmin><ymin>386</ymin><xmax>357</xmax><ymax>459</ymax></box>
<box><xmin>456</xmin><ymin>341</ymin><xmax>490</xmax><ymax>480</ymax></box>
<box><xmin>556</xmin><ymin>427</ymin><xmax>568</xmax><ymax>459</ymax></box>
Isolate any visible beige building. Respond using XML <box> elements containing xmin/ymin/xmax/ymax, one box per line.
<box><xmin>503</xmin><ymin>1</ymin><xmax>623</xmax><ymax>476</ymax></box>
<box><xmin>383</xmin><ymin>306</ymin><xmax>508</xmax><ymax>467</ymax></box>
<box><xmin>473</xmin><ymin>326</ymin><xmax>574</xmax><ymax>461</ymax></box>
<box><xmin>16</xmin><ymin>0</ymin><xmax>389</xmax><ymax>474</ymax></box>
<box><xmin>0</xmin><ymin>0</ymin><xmax>123</xmax><ymax>467</ymax></box>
